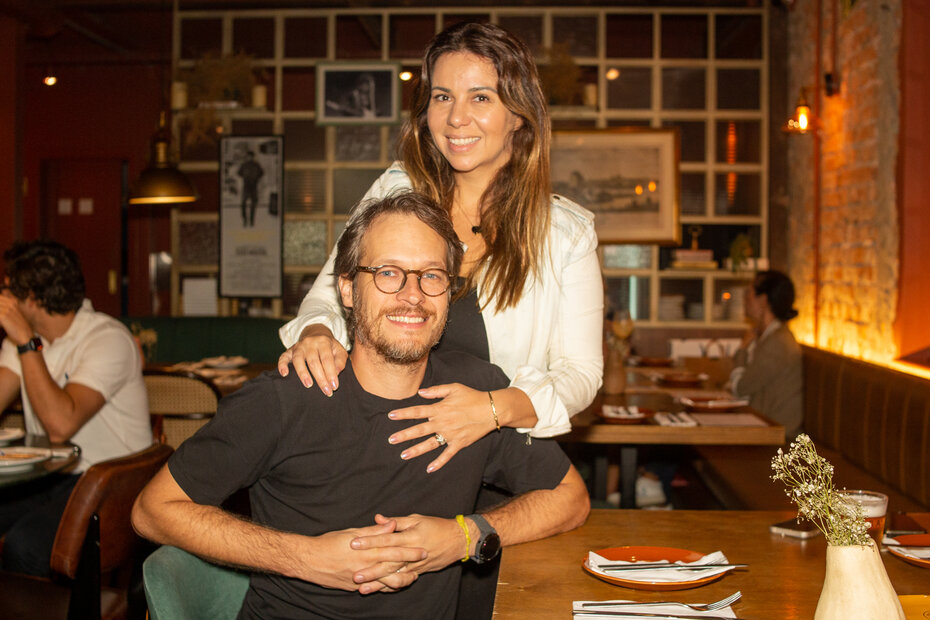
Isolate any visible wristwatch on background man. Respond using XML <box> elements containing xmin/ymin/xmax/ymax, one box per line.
<box><xmin>17</xmin><ymin>337</ymin><xmax>43</xmax><ymax>355</ymax></box>
<box><xmin>466</xmin><ymin>513</ymin><xmax>501</xmax><ymax>564</ymax></box>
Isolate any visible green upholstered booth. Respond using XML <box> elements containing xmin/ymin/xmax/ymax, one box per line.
<box><xmin>121</xmin><ymin>316</ymin><xmax>288</xmax><ymax>364</ymax></box>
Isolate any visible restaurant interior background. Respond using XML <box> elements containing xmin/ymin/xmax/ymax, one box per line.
<box><xmin>1</xmin><ymin>0</ymin><xmax>928</xmax><ymax>376</ymax></box>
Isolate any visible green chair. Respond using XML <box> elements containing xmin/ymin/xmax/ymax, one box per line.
<box><xmin>143</xmin><ymin>546</ymin><xmax>249</xmax><ymax>620</ymax></box>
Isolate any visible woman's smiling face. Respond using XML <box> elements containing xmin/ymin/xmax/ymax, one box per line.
<box><xmin>426</xmin><ymin>51</ymin><xmax>523</xmax><ymax>186</ymax></box>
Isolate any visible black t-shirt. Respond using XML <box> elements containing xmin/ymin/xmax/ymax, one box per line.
<box><xmin>169</xmin><ymin>351</ymin><xmax>570</xmax><ymax>620</ymax></box>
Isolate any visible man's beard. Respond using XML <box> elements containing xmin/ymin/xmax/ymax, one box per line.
<box><xmin>351</xmin><ymin>291</ymin><xmax>447</xmax><ymax>366</ymax></box>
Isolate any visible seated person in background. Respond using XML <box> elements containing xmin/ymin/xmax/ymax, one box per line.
<box><xmin>131</xmin><ymin>192</ymin><xmax>589</xmax><ymax>619</ymax></box>
<box><xmin>0</xmin><ymin>240</ymin><xmax>152</xmax><ymax>576</ymax></box>
<box><xmin>728</xmin><ymin>270</ymin><xmax>803</xmax><ymax>439</ymax></box>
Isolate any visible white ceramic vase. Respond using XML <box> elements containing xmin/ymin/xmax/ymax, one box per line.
<box><xmin>814</xmin><ymin>541</ymin><xmax>905</xmax><ymax>619</ymax></box>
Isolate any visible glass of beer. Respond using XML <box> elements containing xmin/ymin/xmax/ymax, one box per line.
<box><xmin>838</xmin><ymin>490</ymin><xmax>888</xmax><ymax>541</ymax></box>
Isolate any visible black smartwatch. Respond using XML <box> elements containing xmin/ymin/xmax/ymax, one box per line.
<box><xmin>16</xmin><ymin>337</ymin><xmax>43</xmax><ymax>355</ymax></box>
<box><xmin>466</xmin><ymin>513</ymin><xmax>501</xmax><ymax>564</ymax></box>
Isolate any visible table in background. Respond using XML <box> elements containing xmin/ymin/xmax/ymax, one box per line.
<box><xmin>147</xmin><ymin>362</ymin><xmax>273</xmax><ymax>396</ymax></box>
<box><xmin>493</xmin><ymin>509</ymin><xmax>930</xmax><ymax>619</ymax></box>
<box><xmin>560</xmin><ymin>367</ymin><xmax>784</xmax><ymax>508</ymax></box>
<box><xmin>0</xmin><ymin>435</ymin><xmax>80</xmax><ymax>490</ymax></box>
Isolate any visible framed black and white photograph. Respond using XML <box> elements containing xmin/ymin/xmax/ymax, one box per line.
<box><xmin>218</xmin><ymin>135</ymin><xmax>283</xmax><ymax>298</ymax></box>
<box><xmin>552</xmin><ymin>128</ymin><xmax>681</xmax><ymax>244</ymax></box>
<box><xmin>316</xmin><ymin>62</ymin><xmax>401</xmax><ymax>125</ymax></box>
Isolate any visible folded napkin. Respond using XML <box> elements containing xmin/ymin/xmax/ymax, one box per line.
<box><xmin>883</xmin><ymin>536</ymin><xmax>930</xmax><ymax>561</ymax></box>
<box><xmin>653</xmin><ymin>412</ymin><xmax>698</xmax><ymax>427</ymax></box>
<box><xmin>679</xmin><ymin>397</ymin><xmax>749</xmax><ymax>409</ymax></box>
<box><xmin>573</xmin><ymin>599</ymin><xmax>737</xmax><ymax>619</ymax></box>
<box><xmin>602</xmin><ymin>405</ymin><xmax>646</xmax><ymax>420</ymax></box>
<box><xmin>587</xmin><ymin>550</ymin><xmax>734</xmax><ymax>583</ymax></box>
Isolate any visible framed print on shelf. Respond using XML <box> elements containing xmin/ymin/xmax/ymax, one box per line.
<box><xmin>316</xmin><ymin>62</ymin><xmax>401</xmax><ymax>125</ymax></box>
<box><xmin>551</xmin><ymin>128</ymin><xmax>681</xmax><ymax>244</ymax></box>
<box><xmin>218</xmin><ymin>135</ymin><xmax>283</xmax><ymax>298</ymax></box>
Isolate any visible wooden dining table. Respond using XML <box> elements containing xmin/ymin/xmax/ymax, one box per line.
<box><xmin>493</xmin><ymin>509</ymin><xmax>930</xmax><ymax>619</ymax></box>
<box><xmin>559</xmin><ymin>366</ymin><xmax>785</xmax><ymax>508</ymax></box>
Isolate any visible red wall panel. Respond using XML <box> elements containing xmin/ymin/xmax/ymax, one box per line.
<box><xmin>22</xmin><ymin>62</ymin><xmax>173</xmax><ymax>315</ymax></box>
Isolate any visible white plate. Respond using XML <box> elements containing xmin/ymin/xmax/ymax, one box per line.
<box><xmin>201</xmin><ymin>355</ymin><xmax>248</xmax><ymax>369</ymax></box>
<box><xmin>0</xmin><ymin>447</ymin><xmax>52</xmax><ymax>474</ymax></box>
<box><xmin>0</xmin><ymin>428</ymin><xmax>25</xmax><ymax>446</ymax></box>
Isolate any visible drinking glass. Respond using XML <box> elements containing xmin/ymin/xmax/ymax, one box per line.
<box><xmin>838</xmin><ymin>490</ymin><xmax>888</xmax><ymax>542</ymax></box>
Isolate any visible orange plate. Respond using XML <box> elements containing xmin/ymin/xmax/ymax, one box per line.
<box><xmin>681</xmin><ymin>397</ymin><xmax>746</xmax><ymax>413</ymax></box>
<box><xmin>658</xmin><ymin>372</ymin><xmax>703</xmax><ymax>388</ymax></box>
<box><xmin>597</xmin><ymin>408</ymin><xmax>656</xmax><ymax>425</ymax></box>
<box><xmin>887</xmin><ymin>535</ymin><xmax>930</xmax><ymax>569</ymax></box>
<box><xmin>582</xmin><ymin>546</ymin><xmax>728</xmax><ymax>591</ymax></box>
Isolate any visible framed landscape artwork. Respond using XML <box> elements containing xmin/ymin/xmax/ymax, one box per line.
<box><xmin>316</xmin><ymin>62</ymin><xmax>401</xmax><ymax>125</ymax></box>
<box><xmin>551</xmin><ymin>128</ymin><xmax>681</xmax><ymax>244</ymax></box>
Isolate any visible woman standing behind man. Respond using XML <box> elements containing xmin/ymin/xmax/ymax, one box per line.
<box><xmin>279</xmin><ymin>21</ymin><xmax>602</xmax><ymax>467</ymax></box>
<box><xmin>277</xmin><ymin>21</ymin><xmax>603</xmax><ymax>618</ymax></box>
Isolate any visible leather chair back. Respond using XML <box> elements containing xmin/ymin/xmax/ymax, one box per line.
<box><xmin>52</xmin><ymin>442</ymin><xmax>174</xmax><ymax>579</ymax></box>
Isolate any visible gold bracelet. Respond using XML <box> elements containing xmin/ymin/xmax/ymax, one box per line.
<box><xmin>455</xmin><ymin>514</ymin><xmax>471</xmax><ymax>562</ymax></box>
<box><xmin>488</xmin><ymin>391</ymin><xmax>500</xmax><ymax>431</ymax></box>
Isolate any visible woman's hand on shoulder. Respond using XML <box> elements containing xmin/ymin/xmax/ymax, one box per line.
<box><xmin>277</xmin><ymin>324</ymin><xmax>348</xmax><ymax>395</ymax></box>
<box><xmin>387</xmin><ymin>383</ymin><xmax>497</xmax><ymax>473</ymax></box>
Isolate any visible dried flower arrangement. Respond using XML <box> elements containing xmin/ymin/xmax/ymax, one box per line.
<box><xmin>771</xmin><ymin>434</ymin><xmax>871</xmax><ymax>546</ymax></box>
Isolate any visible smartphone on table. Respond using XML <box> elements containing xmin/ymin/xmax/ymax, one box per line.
<box><xmin>769</xmin><ymin>518</ymin><xmax>821</xmax><ymax>539</ymax></box>
<box><xmin>886</xmin><ymin>511</ymin><xmax>926</xmax><ymax>537</ymax></box>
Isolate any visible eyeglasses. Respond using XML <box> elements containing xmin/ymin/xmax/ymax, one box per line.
<box><xmin>355</xmin><ymin>265</ymin><xmax>452</xmax><ymax>297</ymax></box>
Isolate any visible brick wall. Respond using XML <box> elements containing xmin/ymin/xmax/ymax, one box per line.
<box><xmin>787</xmin><ymin>0</ymin><xmax>901</xmax><ymax>362</ymax></box>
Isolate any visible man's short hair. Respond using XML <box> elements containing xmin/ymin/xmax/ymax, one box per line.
<box><xmin>752</xmin><ymin>269</ymin><xmax>798</xmax><ymax>322</ymax></box>
<box><xmin>333</xmin><ymin>191</ymin><xmax>463</xmax><ymax>337</ymax></box>
<box><xmin>3</xmin><ymin>240</ymin><xmax>85</xmax><ymax>314</ymax></box>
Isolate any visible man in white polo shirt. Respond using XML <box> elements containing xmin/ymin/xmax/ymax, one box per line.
<box><xmin>0</xmin><ymin>240</ymin><xmax>151</xmax><ymax>576</ymax></box>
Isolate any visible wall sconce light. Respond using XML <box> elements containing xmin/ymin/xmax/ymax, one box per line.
<box><xmin>783</xmin><ymin>89</ymin><xmax>811</xmax><ymax>134</ymax></box>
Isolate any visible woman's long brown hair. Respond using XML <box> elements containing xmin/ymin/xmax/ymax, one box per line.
<box><xmin>396</xmin><ymin>21</ymin><xmax>551</xmax><ymax>312</ymax></box>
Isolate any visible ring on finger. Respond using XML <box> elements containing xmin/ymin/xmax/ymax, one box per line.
<box><xmin>395</xmin><ymin>561</ymin><xmax>408</xmax><ymax>573</ymax></box>
<box><xmin>434</xmin><ymin>433</ymin><xmax>447</xmax><ymax>447</ymax></box>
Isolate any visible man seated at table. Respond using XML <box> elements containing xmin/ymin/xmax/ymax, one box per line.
<box><xmin>728</xmin><ymin>270</ymin><xmax>803</xmax><ymax>439</ymax></box>
<box><xmin>0</xmin><ymin>240</ymin><xmax>152</xmax><ymax>576</ymax></box>
<box><xmin>132</xmin><ymin>192</ymin><xmax>590</xmax><ymax>619</ymax></box>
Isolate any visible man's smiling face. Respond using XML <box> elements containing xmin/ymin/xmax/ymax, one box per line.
<box><xmin>339</xmin><ymin>213</ymin><xmax>451</xmax><ymax>365</ymax></box>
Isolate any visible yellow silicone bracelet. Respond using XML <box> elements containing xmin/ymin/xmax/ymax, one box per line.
<box><xmin>488</xmin><ymin>391</ymin><xmax>500</xmax><ymax>431</ymax></box>
<box><xmin>455</xmin><ymin>514</ymin><xmax>471</xmax><ymax>562</ymax></box>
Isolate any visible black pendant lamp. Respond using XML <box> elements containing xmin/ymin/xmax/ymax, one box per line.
<box><xmin>129</xmin><ymin>111</ymin><xmax>198</xmax><ymax>205</ymax></box>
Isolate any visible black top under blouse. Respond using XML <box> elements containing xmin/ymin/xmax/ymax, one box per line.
<box><xmin>433</xmin><ymin>284</ymin><xmax>490</xmax><ymax>363</ymax></box>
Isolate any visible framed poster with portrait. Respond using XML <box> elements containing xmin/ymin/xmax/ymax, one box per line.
<box><xmin>218</xmin><ymin>135</ymin><xmax>283</xmax><ymax>298</ymax></box>
<box><xmin>551</xmin><ymin>128</ymin><xmax>681</xmax><ymax>244</ymax></box>
<box><xmin>316</xmin><ymin>62</ymin><xmax>401</xmax><ymax>125</ymax></box>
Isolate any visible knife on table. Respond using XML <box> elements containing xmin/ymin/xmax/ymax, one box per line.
<box><xmin>574</xmin><ymin>611</ymin><xmax>746</xmax><ymax>619</ymax></box>
<box><xmin>598</xmin><ymin>563</ymin><xmax>746</xmax><ymax>572</ymax></box>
